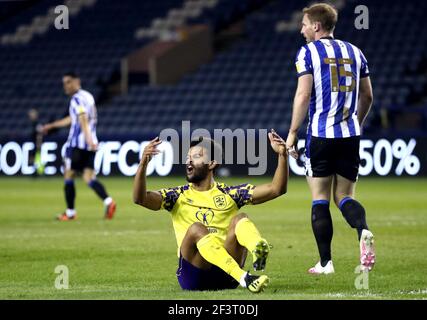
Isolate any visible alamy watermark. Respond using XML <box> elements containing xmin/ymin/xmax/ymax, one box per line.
<box><xmin>159</xmin><ymin>121</ymin><xmax>270</xmax><ymax>175</ymax></box>
<box><xmin>54</xmin><ymin>265</ymin><xmax>69</xmax><ymax>289</ymax></box>
<box><xmin>54</xmin><ymin>5</ymin><xmax>69</xmax><ymax>30</ymax></box>
<box><xmin>354</xmin><ymin>5</ymin><xmax>369</xmax><ymax>30</ymax></box>
<box><xmin>354</xmin><ymin>265</ymin><xmax>369</xmax><ymax>290</ymax></box>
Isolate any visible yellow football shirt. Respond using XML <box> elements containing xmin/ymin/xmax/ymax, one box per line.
<box><xmin>159</xmin><ymin>182</ymin><xmax>255</xmax><ymax>256</ymax></box>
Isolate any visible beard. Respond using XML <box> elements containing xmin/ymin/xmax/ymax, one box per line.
<box><xmin>186</xmin><ymin>164</ymin><xmax>209</xmax><ymax>183</ymax></box>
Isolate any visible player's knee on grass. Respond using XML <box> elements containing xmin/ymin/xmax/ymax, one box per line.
<box><xmin>187</xmin><ymin>222</ymin><xmax>209</xmax><ymax>242</ymax></box>
<box><xmin>180</xmin><ymin>223</ymin><xmax>212</xmax><ymax>269</ymax></box>
<box><xmin>230</xmin><ymin>212</ymin><xmax>249</xmax><ymax>231</ymax></box>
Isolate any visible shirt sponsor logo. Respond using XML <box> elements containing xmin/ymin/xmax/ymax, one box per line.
<box><xmin>196</xmin><ymin>208</ymin><xmax>214</xmax><ymax>225</ymax></box>
<box><xmin>213</xmin><ymin>195</ymin><xmax>227</xmax><ymax>209</ymax></box>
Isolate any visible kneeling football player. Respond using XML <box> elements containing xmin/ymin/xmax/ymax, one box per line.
<box><xmin>133</xmin><ymin>131</ymin><xmax>288</xmax><ymax>293</ymax></box>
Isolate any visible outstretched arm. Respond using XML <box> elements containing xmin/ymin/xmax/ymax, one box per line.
<box><xmin>42</xmin><ymin>116</ymin><xmax>71</xmax><ymax>134</ymax></box>
<box><xmin>251</xmin><ymin>130</ymin><xmax>289</xmax><ymax>205</ymax></box>
<box><xmin>286</xmin><ymin>74</ymin><xmax>313</xmax><ymax>159</ymax></box>
<box><xmin>133</xmin><ymin>137</ymin><xmax>163</xmax><ymax>210</ymax></box>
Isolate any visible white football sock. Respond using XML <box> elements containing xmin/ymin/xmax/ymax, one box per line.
<box><xmin>66</xmin><ymin>208</ymin><xmax>76</xmax><ymax>217</ymax></box>
<box><xmin>104</xmin><ymin>197</ymin><xmax>113</xmax><ymax>206</ymax></box>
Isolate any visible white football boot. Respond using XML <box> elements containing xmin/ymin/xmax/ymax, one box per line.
<box><xmin>308</xmin><ymin>260</ymin><xmax>335</xmax><ymax>274</ymax></box>
<box><xmin>360</xmin><ymin>229</ymin><xmax>376</xmax><ymax>271</ymax></box>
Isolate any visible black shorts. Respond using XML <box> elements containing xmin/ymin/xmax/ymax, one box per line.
<box><xmin>66</xmin><ymin>147</ymin><xmax>95</xmax><ymax>172</ymax></box>
<box><xmin>176</xmin><ymin>254</ymin><xmax>239</xmax><ymax>291</ymax></box>
<box><xmin>305</xmin><ymin>136</ymin><xmax>360</xmax><ymax>182</ymax></box>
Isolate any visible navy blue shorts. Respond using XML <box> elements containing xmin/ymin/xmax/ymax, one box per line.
<box><xmin>305</xmin><ymin>136</ymin><xmax>360</xmax><ymax>182</ymax></box>
<box><xmin>176</xmin><ymin>254</ymin><xmax>239</xmax><ymax>291</ymax></box>
<box><xmin>69</xmin><ymin>148</ymin><xmax>95</xmax><ymax>172</ymax></box>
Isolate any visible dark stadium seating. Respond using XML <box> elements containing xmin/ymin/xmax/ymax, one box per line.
<box><xmin>0</xmin><ymin>0</ymin><xmax>186</xmax><ymax>137</ymax></box>
<box><xmin>0</xmin><ymin>0</ymin><xmax>426</xmax><ymax>139</ymax></box>
<box><xmin>96</xmin><ymin>0</ymin><xmax>427</xmax><ymax>136</ymax></box>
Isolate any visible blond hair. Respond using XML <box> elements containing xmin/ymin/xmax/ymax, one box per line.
<box><xmin>303</xmin><ymin>3</ymin><xmax>338</xmax><ymax>33</ymax></box>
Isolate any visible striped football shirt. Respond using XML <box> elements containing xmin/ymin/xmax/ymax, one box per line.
<box><xmin>295</xmin><ymin>37</ymin><xmax>370</xmax><ymax>139</ymax></box>
<box><xmin>67</xmin><ymin>89</ymin><xmax>98</xmax><ymax>150</ymax></box>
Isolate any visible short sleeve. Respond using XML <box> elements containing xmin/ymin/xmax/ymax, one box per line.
<box><xmin>295</xmin><ymin>46</ymin><xmax>313</xmax><ymax>77</ymax></box>
<box><xmin>70</xmin><ymin>96</ymin><xmax>87</xmax><ymax>116</ymax></box>
<box><xmin>359</xmin><ymin>50</ymin><xmax>370</xmax><ymax>78</ymax></box>
<box><xmin>226</xmin><ymin>183</ymin><xmax>255</xmax><ymax>208</ymax></box>
<box><xmin>159</xmin><ymin>186</ymin><xmax>183</xmax><ymax>211</ymax></box>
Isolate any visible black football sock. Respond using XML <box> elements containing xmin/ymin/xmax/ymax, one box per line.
<box><xmin>64</xmin><ymin>179</ymin><xmax>75</xmax><ymax>210</ymax></box>
<box><xmin>88</xmin><ymin>179</ymin><xmax>109</xmax><ymax>200</ymax></box>
<box><xmin>339</xmin><ymin>197</ymin><xmax>368</xmax><ymax>240</ymax></box>
<box><xmin>311</xmin><ymin>201</ymin><xmax>333</xmax><ymax>267</ymax></box>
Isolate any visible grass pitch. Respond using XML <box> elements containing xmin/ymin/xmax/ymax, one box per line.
<box><xmin>0</xmin><ymin>176</ymin><xmax>426</xmax><ymax>300</ymax></box>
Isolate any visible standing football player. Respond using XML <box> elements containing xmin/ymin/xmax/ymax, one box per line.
<box><xmin>285</xmin><ymin>3</ymin><xmax>375</xmax><ymax>274</ymax></box>
<box><xmin>43</xmin><ymin>72</ymin><xmax>116</xmax><ymax>220</ymax></box>
<box><xmin>133</xmin><ymin>132</ymin><xmax>288</xmax><ymax>293</ymax></box>
<box><xmin>27</xmin><ymin>108</ymin><xmax>44</xmax><ymax>176</ymax></box>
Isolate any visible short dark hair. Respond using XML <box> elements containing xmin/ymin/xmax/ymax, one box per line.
<box><xmin>63</xmin><ymin>71</ymin><xmax>79</xmax><ymax>79</ymax></box>
<box><xmin>303</xmin><ymin>3</ymin><xmax>338</xmax><ymax>33</ymax></box>
<box><xmin>190</xmin><ymin>136</ymin><xmax>223</xmax><ymax>165</ymax></box>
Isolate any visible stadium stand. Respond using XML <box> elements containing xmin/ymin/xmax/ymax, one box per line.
<box><xmin>0</xmin><ymin>0</ymin><xmax>426</xmax><ymax>139</ymax></box>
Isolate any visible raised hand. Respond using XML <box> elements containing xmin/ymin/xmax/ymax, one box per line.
<box><xmin>141</xmin><ymin>137</ymin><xmax>162</xmax><ymax>164</ymax></box>
<box><xmin>268</xmin><ymin>129</ymin><xmax>287</xmax><ymax>156</ymax></box>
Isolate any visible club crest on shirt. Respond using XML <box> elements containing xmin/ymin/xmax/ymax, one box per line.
<box><xmin>213</xmin><ymin>195</ymin><xmax>227</xmax><ymax>209</ymax></box>
<box><xmin>196</xmin><ymin>208</ymin><xmax>214</xmax><ymax>225</ymax></box>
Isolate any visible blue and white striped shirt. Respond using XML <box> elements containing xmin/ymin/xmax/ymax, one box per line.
<box><xmin>67</xmin><ymin>89</ymin><xmax>98</xmax><ymax>150</ymax></box>
<box><xmin>295</xmin><ymin>38</ymin><xmax>369</xmax><ymax>138</ymax></box>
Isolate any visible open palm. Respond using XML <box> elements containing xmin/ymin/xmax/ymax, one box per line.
<box><xmin>268</xmin><ymin>129</ymin><xmax>287</xmax><ymax>156</ymax></box>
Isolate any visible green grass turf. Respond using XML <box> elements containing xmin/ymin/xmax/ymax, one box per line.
<box><xmin>0</xmin><ymin>176</ymin><xmax>426</xmax><ymax>300</ymax></box>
